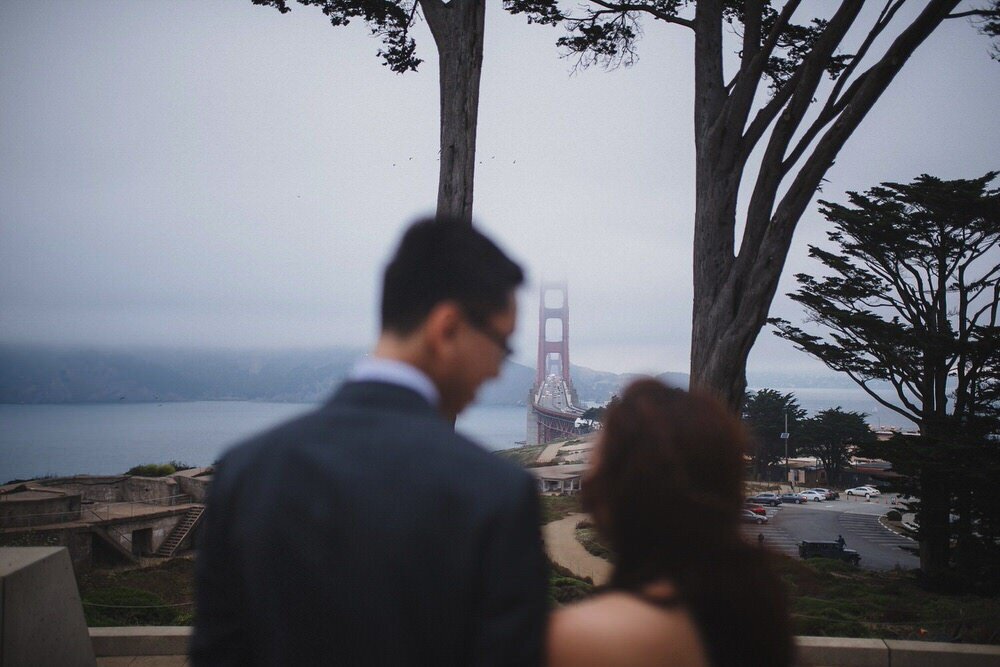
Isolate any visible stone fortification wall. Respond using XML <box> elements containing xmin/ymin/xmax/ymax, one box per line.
<box><xmin>101</xmin><ymin>513</ymin><xmax>184</xmax><ymax>555</ymax></box>
<box><xmin>123</xmin><ymin>477</ymin><xmax>179</xmax><ymax>505</ymax></box>
<box><xmin>43</xmin><ymin>477</ymin><xmax>127</xmax><ymax>503</ymax></box>
<box><xmin>0</xmin><ymin>526</ymin><xmax>94</xmax><ymax>572</ymax></box>
<box><xmin>173</xmin><ymin>474</ymin><xmax>210</xmax><ymax>503</ymax></box>
<box><xmin>0</xmin><ymin>491</ymin><xmax>82</xmax><ymax>528</ymax></box>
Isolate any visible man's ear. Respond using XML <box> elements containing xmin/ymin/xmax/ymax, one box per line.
<box><xmin>423</xmin><ymin>301</ymin><xmax>464</xmax><ymax>357</ymax></box>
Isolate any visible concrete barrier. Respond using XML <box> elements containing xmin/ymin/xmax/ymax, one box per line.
<box><xmin>795</xmin><ymin>636</ymin><xmax>888</xmax><ymax>666</ymax></box>
<box><xmin>794</xmin><ymin>637</ymin><xmax>1000</xmax><ymax>666</ymax></box>
<box><xmin>0</xmin><ymin>547</ymin><xmax>96</xmax><ymax>667</ymax></box>
<box><xmin>884</xmin><ymin>639</ymin><xmax>1000</xmax><ymax>667</ymax></box>
<box><xmin>89</xmin><ymin>626</ymin><xmax>191</xmax><ymax>657</ymax></box>
<box><xmin>81</xmin><ymin>629</ymin><xmax>1000</xmax><ymax>664</ymax></box>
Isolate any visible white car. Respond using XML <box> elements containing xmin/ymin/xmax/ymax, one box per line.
<box><xmin>846</xmin><ymin>486</ymin><xmax>881</xmax><ymax>498</ymax></box>
<box><xmin>798</xmin><ymin>490</ymin><xmax>826</xmax><ymax>502</ymax></box>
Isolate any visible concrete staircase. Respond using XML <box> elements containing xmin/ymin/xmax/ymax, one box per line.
<box><xmin>154</xmin><ymin>507</ymin><xmax>203</xmax><ymax>558</ymax></box>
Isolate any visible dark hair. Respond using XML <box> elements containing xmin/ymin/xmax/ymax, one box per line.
<box><xmin>584</xmin><ymin>379</ymin><xmax>793</xmax><ymax>667</ymax></box>
<box><xmin>380</xmin><ymin>217</ymin><xmax>524</xmax><ymax>334</ymax></box>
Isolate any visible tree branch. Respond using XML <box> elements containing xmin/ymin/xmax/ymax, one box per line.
<box><xmin>585</xmin><ymin>0</ymin><xmax>696</xmax><ymax>28</ymax></box>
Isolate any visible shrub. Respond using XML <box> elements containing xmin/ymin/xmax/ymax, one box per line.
<box><xmin>549</xmin><ymin>576</ymin><xmax>594</xmax><ymax>604</ymax></box>
<box><xmin>576</xmin><ymin>525</ymin><xmax>614</xmax><ymax>561</ymax></box>
<box><xmin>886</xmin><ymin>509</ymin><xmax>902</xmax><ymax>522</ymax></box>
<box><xmin>125</xmin><ymin>463</ymin><xmax>176</xmax><ymax>477</ymax></box>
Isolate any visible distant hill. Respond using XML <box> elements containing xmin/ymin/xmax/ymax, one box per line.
<box><xmin>0</xmin><ymin>346</ymin><xmax>359</xmax><ymax>404</ymax></box>
<box><xmin>0</xmin><ymin>345</ymin><xmax>689</xmax><ymax>406</ymax></box>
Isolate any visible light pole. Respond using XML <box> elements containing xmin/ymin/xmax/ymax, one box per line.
<box><xmin>780</xmin><ymin>411</ymin><xmax>790</xmax><ymax>489</ymax></box>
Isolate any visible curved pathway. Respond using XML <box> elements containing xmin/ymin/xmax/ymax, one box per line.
<box><xmin>542</xmin><ymin>512</ymin><xmax>611</xmax><ymax>585</ymax></box>
<box><xmin>536</xmin><ymin>440</ymin><xmax>566</xmax><ymax>464</ymax></box>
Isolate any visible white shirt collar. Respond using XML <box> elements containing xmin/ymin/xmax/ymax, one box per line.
<box><xmin>348</xmin><ymin>357</ymin><xmax>440</xmax><ymax>408</ymax></box>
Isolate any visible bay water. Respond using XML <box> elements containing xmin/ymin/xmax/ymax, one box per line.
<box><xmin>0</xmin><ymin>402</ymin><xmax>527</xmax><ymax>484</ymax></box>
<box><xmin>0</xmin><ymin>385</ymin><xmax>914</xmax><ymax>484</ymax></box>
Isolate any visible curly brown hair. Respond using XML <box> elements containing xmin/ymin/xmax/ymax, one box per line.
<box><xmin>583</xmin><ymin>379</ymin><xmax>793</xmax><ymax>667</ymax></box>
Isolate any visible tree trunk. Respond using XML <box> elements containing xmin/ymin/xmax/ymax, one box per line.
<box><xmin>421</xmin><ymin>0</ymin><xmax>485</xmax><ymax>224</ymax></box>
<box><xmin>918</xmin><ymin>468</ymin><xmax>952</xmax><ymax>586</ymax></box>
<box><xmin>688</xmin><ymin>0</ymin><xmax>959</xmax><ymax>413</ymax></box>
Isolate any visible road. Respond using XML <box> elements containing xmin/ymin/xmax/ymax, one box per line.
<box><xmin>535</xmin><ymin>375</ymin><xmax>582</xmax><ymax>415</ymax></box>
<box><xmin>742</xmin><ymin>495</ymin><xmax>919</xmax><ymax>571</ymax></box>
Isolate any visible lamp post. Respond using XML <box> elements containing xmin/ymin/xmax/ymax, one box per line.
<box><xmin>780</xmin><ymin>411</ymin><xmax>790</xmax><ymax>489</ymax></box>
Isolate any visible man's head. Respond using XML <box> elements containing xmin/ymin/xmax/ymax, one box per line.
<box><xmin>378</xmin><ymin>218</ymin><xmax>524</xmax><ymax>418</ymax></box>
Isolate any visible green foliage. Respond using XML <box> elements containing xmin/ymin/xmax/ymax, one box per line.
<box><xmin>575</xmin><ymin>522</ymin><xmax>614</xmax><ymax>562</ymax></box>
<box><xmin>581</xmin><ymin>394</ymin><xmax>618</xmax><ymax>424</ymax></box>
<box><xmin>770</xmin><ymin>172</ymin><xmax>1000</xmax><ymax>585</ymax></box>
<box><xmin>886</xmin><ymin>509</ymin><xmax>903</xmax><ymax>522</ymax></box>
<box><xmin>743</xmin><ymin>389</ymin><xmax>806</xmax><ymax>474</ymax></box>
<box><xmin>549</xmin><ymin>575</ymin><xmax>595</xmax><ymax>605</ymax></box>
<box><xmin>774</xmin><ymin>555</ymin><xmax>1000</xmax><ymax>643</ymax></box>
<box><xmin>494</xmin><ymin>444</ymin><xmax>546</xmax><ymax>466</ymax></box>
<box><xmin>507</xmin><ymin>0</ymin><xmax>850</xmax><ymax>81</ymax></box>
<box><xmin>547</xmin><ymin>557</ymin><xmax>595</xmax><ymax>606</ymax></box>
<box><xmin>78</xmin><ymin>558</ymin><xmax>196</xmax><ymax>627</ymax></box>
<box><xmin>82</xmin><ymin>587</ymin><xmax>177</xmax><ymax>627</ymax></box>
<box><xmin>539</xmin><ymin>494</ymin><xmax>582</xmax><ymax>524</ymax></box>
<box><xmin>125</xmin><ymin>460</ymin><xmax>191</xmax><ymax>477</ymax></box>
<box><xmin>798</xmin><ymin>408</ymin><xmax>874</xmax><ymax>486</ymax></box>
<box><xmin>250</xmin><ymin>0</ymin><xmax>420</xmax><ymax>73</ymax></box>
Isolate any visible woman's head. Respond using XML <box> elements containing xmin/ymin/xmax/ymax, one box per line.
<box><xmin>583</xmin><ymin>379</ymin><xmax>748</xmax><ymax>581</ymax></box>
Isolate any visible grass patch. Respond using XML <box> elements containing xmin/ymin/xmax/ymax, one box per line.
<box><xmin>539</xmin><ymin>494</ymin><xmax>582</xmax><ymax>524</ymax></box>
<box><xmin>71</xmin><ymin>533</ymin><xmax>998</xmax><ymax>644</ymax></box>
<box><xmin>494</xmin><ymin>444</ymin><xmax>546</xmax><ymax>466</ymax></box>
<box><xmin>77</xmin><ymin>558</ymin><xmax>195</xmax><ymax>626</ymax></box>
<box><xmin>774</xmin><ymin>555</ymin><xmax>1000</xmax><ymax>643</ymax></box>
<box><xmin>82</xmin><ymin>587</ymin><xmax>178</xmax><ymax>627</ymax></box>
<box><xmin>548</xmin><ymin>558</ymin><xmax>595</xmax><ymax>607</ymax></box>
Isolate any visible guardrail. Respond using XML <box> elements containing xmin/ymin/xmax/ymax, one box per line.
<box><xmin>0</xmin><ymin>494</ymin><xmax>197</xmax><ymax>530</ymax></box>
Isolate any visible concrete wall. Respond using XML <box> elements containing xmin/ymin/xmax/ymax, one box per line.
<box><xmin>90</xmin><ymin>627</ymin><xmax>191</xmax><ymax>658</ymax></box>
<box><xmin>0</xmin><ymin>547</ymin><xmax>96</xmax><ymax>666</ymax></box>
<box><xmin>173</xmin><ymin>474</ymin><xmax>210</xmax><ymax>503</ymax></box>
<box><xmin>0</xmin><ymin>492</ymin><xmax>81</xmax><ymax>528</ymax></box>
<box><xmin>102</xmin><ymin>513</ymin><xmax>185</xmax><ymax>555</ymax></box>
<box><xmin>123</xmin><ymin>477</ymin><xmax>179</xmax><ymax>505</ymax></box>
<box><xmin>80</xmin><ymin>631</ymin><xmax>1000</xmax><ymax>663</ymax></box>
<box><xmin>0</xmin><ymin>526</ymin><xmax>96</xmax><ymax>572</ymax></box>
<box><xmin>794</xmin><ymin>636</ymin><xmax>1000</xmax><ymax>666</ymax></box>
<box><xmin>42</xmin><ymin>477</ymin><xmax>127</xmax><ymax>503</ymax></box>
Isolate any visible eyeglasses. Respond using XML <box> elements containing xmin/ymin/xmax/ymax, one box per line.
<box><xmin>468</xmin><ymin>320</ymin><xmax>514</xmax><ymax>359</ymax></box>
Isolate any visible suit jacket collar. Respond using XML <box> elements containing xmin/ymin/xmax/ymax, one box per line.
<box><xmin>348</xmin><ymin>357</ymin><xmax>439</xmax><ymax>407</ymax></box>
<box><xmin>326</xmin><ymin>380</ymin><xmax>441</xmax><ymax>417</ymax></box>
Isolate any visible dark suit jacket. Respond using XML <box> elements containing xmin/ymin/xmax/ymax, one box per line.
<box><xmin>190</xmin><ymin>381</ymin><xmax>549</xmax><ymax>666</ymax></box>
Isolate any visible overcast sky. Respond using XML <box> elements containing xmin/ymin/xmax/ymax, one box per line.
<box><xmin>1</xmin><ymin>0</ymin><xmax>998</xmax><ymax>378</ymax></box>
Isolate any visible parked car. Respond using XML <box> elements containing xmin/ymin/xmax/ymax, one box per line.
<box><xmin>798</xmin><ymin>540</ymin><xmax>861</xmax><ymax>565</ymax></box>
<box><xmin>846</xmin><ymin>486</ymin><xmax>881</xmax><ymax>498</ymax></box>
<box><xmin>742</xmin><ymin>509</ymin><xmax>768</xmax><ymax>525</ymax></box>
<box><xmin>747</xmin><ymin>492</ymin><xmax>782</xmax><ymax>507</ymax></box>
<box><xmin>807</xmin><ymin>487</ymin><xmax>839</xmax><ymax>500</ymax></box>
<box><xmin>779</xmin><ymin>492</ymin><xmax>806</xmax><ymax>504</ymax></box>
<box><xmin>798</xmin><ymin>490</ymin><xmax>826</xmax><ymax>502</ymax></box>
<box><xmin>743</xmin><ymin>502</ymin><xmax>767</xmax><ymax>516</ymax></box>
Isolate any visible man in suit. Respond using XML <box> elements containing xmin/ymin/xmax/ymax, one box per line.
<box><xmin>190</xmin><ymin>218</ymin><xmax>548</xmax><ymax>666</ymax></box>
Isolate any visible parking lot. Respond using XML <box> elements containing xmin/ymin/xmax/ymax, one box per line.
<box><xmin>741</xmin><ymin>494</ymin><xmax>920</xmax><ymax>571</ymax></box>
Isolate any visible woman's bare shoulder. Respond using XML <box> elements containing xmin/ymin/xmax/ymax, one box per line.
<box><xmin>547</xmin><ymin>592</ymin><xmax>710</xmax><ymax>667</ymax></box>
